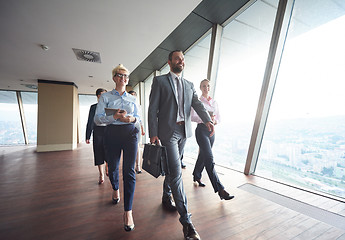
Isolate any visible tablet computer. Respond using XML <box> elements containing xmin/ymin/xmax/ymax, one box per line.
<box><xmin>105</xmin><ymin>108</ymin><xmax>119</xmax><ymax>116</ymax></box>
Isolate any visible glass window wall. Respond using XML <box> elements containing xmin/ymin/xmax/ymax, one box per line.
<box><xmin>21</xmin><ymin>92</ymin><xmax>38</xmax><ymax>144</ymax></box>
<box><xmin>0</xmin><ymin>90</ymin><xmax>25</xmax><ymax>145</ymax></box>
<box><xmin>213</xmin><ymin>0</ymin><xmax>279</xmax><ymax>171</ymax></box>
<box><xmin>160</xmin><ymin>64</ymin><xmax>170</xmax><ymax>76</ymax></box>
<box><xmin>256</xmin><ymin>0</ymin><xmax>345</xmax><ymax>198</ymax></box>
<box><xmin>143</xmin><ymin>74</ymin><xmax>154</xmax><ymax>143</ymax></box>
<box><xmin>182</xmin><ymin>33</ymin><xmax>211</xmax><ymax>160</ymax></box>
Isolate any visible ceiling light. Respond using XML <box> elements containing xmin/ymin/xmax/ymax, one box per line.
<box><xmin>72</xmin><ymin>48</ymin><xmax>101</xmax><ymax>63</ymax></box>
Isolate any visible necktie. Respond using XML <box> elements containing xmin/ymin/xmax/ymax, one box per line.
<box><xmin>176</xmin><ymin>77</ymin><xmax>184</xmax><ymax>119</ymax></box>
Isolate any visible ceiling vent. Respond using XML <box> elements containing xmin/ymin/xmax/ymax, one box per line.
<box><xmin>21</xmin><ymin>84</ymin><xmax>38</xmax><ymax>89</ymax></box>
<box><xmin>72</xmin><ymin>48</ymin><xmax>101</xmax><ymax>63</ymax></box>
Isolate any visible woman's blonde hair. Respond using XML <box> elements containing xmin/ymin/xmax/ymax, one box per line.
<box><xmin>112</xmin><ymin>64</ymin><xmax>129</xmax><ymax>77</ymax></box>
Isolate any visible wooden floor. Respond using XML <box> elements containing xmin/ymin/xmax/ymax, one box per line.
<box><xmin>0</xmin><ymin>144</ymin><xmax>344</xmax><ymax>240</ymax></box>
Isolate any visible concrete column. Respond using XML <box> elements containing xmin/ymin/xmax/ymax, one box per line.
<box><xmin>36</xmin><ymin>80</ymin><xmax>79</xmax><ymax>152</ymax></box>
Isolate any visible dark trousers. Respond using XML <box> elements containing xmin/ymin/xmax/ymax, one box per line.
<box><xmin>104</xmin><ymin>124</ymin><xmax>138</xmax><ymax>211</ymax></box>
<box><xmin>161</xmin><ymin>123</ymin><xmax>190</xmax><ymax>225</ymax></box>
<box><xmin>92</xmin><ymin>126</ymin><xmax>106</xmax><ymax>166</ymax></box>
<box><xmin>193</xmin><ymin>123</ymin><xmax>224</xmax><ymax>193</ymax></box>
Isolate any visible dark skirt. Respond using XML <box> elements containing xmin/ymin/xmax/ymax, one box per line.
<box><xmin>93</xmin><ymin>126</ymin><xmax>106</xmax><ymax>166</ymax></box>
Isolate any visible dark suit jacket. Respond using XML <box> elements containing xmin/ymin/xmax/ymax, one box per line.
<box><xmin>148</xmin><ymin>73</ymin><xmax>211</xmax><ymax>141</ymax></box>
<box><xmin>86</xmin><ymin>103</ymin><xmax>97</xmax><ymax>140</ymax></box>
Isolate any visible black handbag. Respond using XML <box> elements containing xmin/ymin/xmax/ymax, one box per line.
<box><xmin>142</xmin><ymin>143</ymin><xmax>169</xmax><ymax>178</ymax></box>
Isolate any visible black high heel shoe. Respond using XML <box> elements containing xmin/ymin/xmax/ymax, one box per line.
<box><xmin>112</xmin><ymin>190</ymin><xmax>120</xmax><ymax>204</ymax></box>
<box><xmin>218</xmin><ymin>189</ymin><xmax>234</xmax><ymax>200</ymax></box>
<box><xmin>123</xmin><ymin>213</ymin><xmax>135</xmax><ymax>232</ymax></box>
<box><xmin>193</xmin><ymin>176</ymin><xmax>206</xmax><ymax>187</ymax></box>
<box><xmin>112</xmin><ymin>197</ymin><xmax>120</xmax><ymax>204</ymax></box>
<box><xmin>124</xmin><ymin>223</ymin><xmax>135</xmax><ymax>232</ymax></box>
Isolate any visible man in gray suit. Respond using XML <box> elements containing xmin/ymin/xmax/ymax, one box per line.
<box><xmin>148</xmin><ymin>50</ymin><xmax>214</xmax><ymax>240</ymax></box>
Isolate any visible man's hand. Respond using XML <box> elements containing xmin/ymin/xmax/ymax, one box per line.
<box><xmin>150</xmin><ymin>136</ymin><xmax>160</xmax><ymax>145</ymax></box>
<box><xmin>211</xmin><ymin>115</ymin><xmax>217</xmax><ymax>125</ymax></box>
<box><xmin>205</xmin><ymin>121</ymin><xmax>215</xmax><ymax>137</ymax></box>
<box><xmin>86</xmin><ymin>139</ymin><xmax>90</xmax><ymax>144</ymax></box>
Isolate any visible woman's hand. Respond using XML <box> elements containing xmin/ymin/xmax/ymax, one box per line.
<box><xmin>119</xmin><ymin>115</ymin><xmax>136</xmax><ymax>123</ymax></box>
<box><xmin>113</xmin><ymin>109</ymin><xmax>127</xmax><ymax>120</ymax></box>
<box><xmin>141</xmin><ymin>125</ymin><xmax>145</xmax><ymax>135</ymax></box>
<box><xmin>113</xmin><ymin>110</ymin><xmax>136</xmax><ymax>123</ymax></box>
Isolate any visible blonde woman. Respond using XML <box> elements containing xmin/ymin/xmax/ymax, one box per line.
<box><xmin>95</xmin><ymin>64</ymin><xmax>140</xmax><ymax>231</ymax></box>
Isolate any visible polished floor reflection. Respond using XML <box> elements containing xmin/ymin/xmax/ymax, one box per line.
<box><xmin>0</xmin><ymin>144</ymin><xmax>344</xmax><ymax>240</ymax></box>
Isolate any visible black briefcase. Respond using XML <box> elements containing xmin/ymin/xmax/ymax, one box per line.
<box><xmin>142</xmin><ymin>143</ymin><xmax>169</xmax><ymax>178</ymax></box>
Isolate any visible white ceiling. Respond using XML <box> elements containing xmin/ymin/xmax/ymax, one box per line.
<box><xmin>0</xmin><ymin>0</ymin><xmax>202</xmax><ymax>94</ymax></box>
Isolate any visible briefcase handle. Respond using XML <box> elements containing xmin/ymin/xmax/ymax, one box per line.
<box><xmin>150</xmin><ymin>138</ymin><xmax>162</xmax><ymax>146</ymax></box>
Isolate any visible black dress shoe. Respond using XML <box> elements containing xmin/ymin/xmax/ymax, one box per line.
<box><xmin>162</xmin><ymin>196</ymin><xmax>177</xmax><ymax>211</ymax></box>
<box><xmin>193</xmin><ymin>176</ymin><xmax>206</xmax><ymax>187</ymax></box>
<box><xmin>181</xmin><ymin>162</ymin><xmax>186</xmax><ymax>169</ymax></box>
<box><xmin>218</xmin><ymin>189</ymin><xmax>234</xmax><ymax>200</ymax></box>
<box><xmin>183</xmin><ymin>223</ymin><xmax>201</xmax><ymax>240</ymax></box>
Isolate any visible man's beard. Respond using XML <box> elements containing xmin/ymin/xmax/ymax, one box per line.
<box><xmin>172</xmin><ymin>65</ymin><xmax>183</xmax><ymax>73</ymax></box>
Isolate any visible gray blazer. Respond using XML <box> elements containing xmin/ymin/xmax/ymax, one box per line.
<box><xmin>148</xmin><ymin>73</ymin><xmax>211</xmax><ymax>141</ymax></box>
